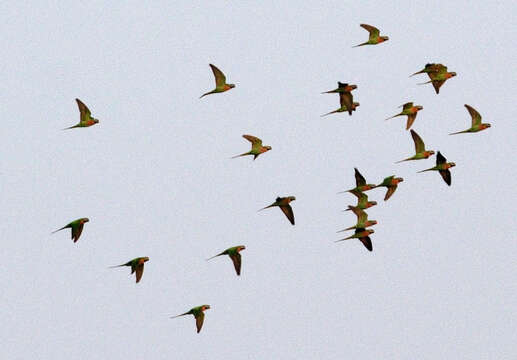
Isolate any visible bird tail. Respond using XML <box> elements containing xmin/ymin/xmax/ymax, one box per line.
<box><xmin>258</xmin><ymin>204</ymin><xmax>275</xmax><ymax>211</ymax></box>
<box><xmin>170</xmin><ymin>312</ymin><xmax>190</xmax><ymax>319</ymax></box>
<box><xmin>321</xmin><ymin>110</ymin><xmax>338</xmax><ymax>117</ymax></box>
<box><xmin>321</xmin><ymin>90</ymin><xmax>336</xmax><ymax>94</ymax></box>
<box><xmin>108</xmin><ymin>264</ymin><xmax>126</xmax><ymax>268</ymax></box>
<box><xmin>417</xmin><ymin>80</ymin><xmax>432</xmax><ymax>85</ymax></box>
<box><xmin>199</xmin><ymin>90</ymin><xmax>216</xmax><ymax>99</ymax></box>
<box><xmin>409</xmin><ymin>70</ymin><xmax>425</xmax><ymax>77</ymax></box>
<box><xmin>417</xmin><ymin>168</ymin><xmax>433</xmax><ymax>173</ymax></box>
<box><xmin>335</xmin><ymin>236</ymin><xmax>353</xmax><ymax>242</ymax></box>
<box><xmin>61</xmin><ymin>124</ymin><xmax>80</xmax><ymax>130</ymax></box>
<box><xmin>51</xmin><ymin>226</ymin><xmax>67</xmax><ymax>234</ymax></box>
<box><xmin>395</xmin><ymin>157</ymin><xmax>411</xmax><ymax>163</ymax></box>
<box><xmin>449</xmin><ymin>130</ymin><xmax>468</xmax><ymax>135</ymax></box>
<box><xmin>231</xmin><ymin>151</ymin><xmax>250</xmax><ymax>159</ymax></box>
<box><xmin>352</xmin><ymin>42</ymin><xmax>368</xmax><ymax>48</ymax></box>
<box><xmin>206</xmin><ymin>253</ymin><xmax>224</xmax><ymax>261</ymax></box>
<box><xmin>336</xmin><ymin>226</ymin><xmax>355</xmax><ymax>233</ymax></box>
<box><xmin>385</xmin><ymin>114</ymin><xmax>401</xmax><ymax>121</ymax></box>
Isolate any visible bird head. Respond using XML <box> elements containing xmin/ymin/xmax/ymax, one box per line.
<box><xmin>201</xmin><ymin>305</ymin><xmax>211</xmax><ymax>311</ymax></box>
<box><xmin>265</xmin><ymin>146</ymin><xmax>272</xmax><ymax>151</ymax></box>
<box><xmin>416</xmin><ymin>105</ymin><xmax>423</xmax><ymax>111</ymax></box>
<box><xmin>140</xmin><ymin>257</ymin><xmax>150</xmax><ymax>263</ymax></box>
<box><xmin>237</xmin><ymin>246</ymin><xmax>246</xmax><ymax>252</ymax></box>
<box><xmin>485</xmin><ymin>124</ymin><xmax>491</xmax><ymax>128</ymax></box>
<box><xmin>369</xmin><ymin>201</ymin><xmax>378</xmax><ymax>207</ymax></box>
<box><xmin>81</xmin><ymin>218</ymin><xmax>90</xmax><ymax>223</ymax></box>
<box><xmin>382</xmin><ymin>36</ymin><xmax>389</xmax><ymax>41</ymax></box>
<box><xmin>93</xmin><ymin>118</ymin><xmax>99</xmax><ymax>124</ymax></box>
<box><xmin>449</xmin><ymin>162</ymin><xmax>456</xmax><ymax>168</ymax></box>
<box><xmin>353</xmin><ymin>102</ymin><xmax>360</xmax><ymax>108</ymax></box>
<box><xmin>396</xmin><ymin>177</ymin><xmax>404</xmax><ymax>183</ymax></box>
<box><xmin>228</xmin><ymin>84</ymin><xmax>236</xmax><ymax>88</ymax></box>
<box><xmin>427</xmin><ymin>150</ymin><xmax>436</xmax><ymax>157</ymax></box>
<box><xmin>449</xmin><ymin>72</ymin><xmax>457</xmax><ymax>77</ymax></box>
<box><xmin>287</xmin><ymin>196</ymin><xmax>296</xmax><ymax>202</ymax></box>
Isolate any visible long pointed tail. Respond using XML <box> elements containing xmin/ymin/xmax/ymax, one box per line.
<box><xmin>231</xmin><ymin>152</ymin><xmax>250</xmax><ymax>159</ymax></box>
<box><xmin>409</xmin><ymin>71</ymin><xmax>425</xmax><ymax>77</ymax></box>
<box><xmin>417</xmin><ymin>168</ymin><xmax>433</xmax><ymax>173</ymax></box>
<box><xmin>335</xmin><ymin>237</ymin><xmax>353</xmax><ymax>242</ymax></box>
<box><xmin>200</xmin><ymin>90</ymin><xmax>215</xmax><ymax>99</ymax></box>
<box><xmin>449</xmin><ymin>130</ymin><xmax>468</xmax><ymax>135</ymax></box>
<box><xmin>385</xmin><ymin>114</ymin><xmax>401</xmax><ymax>121</ymax></box>
<box><xmin>61</xmin><ymin>125</ymin><xmax>79</xmax><ymax>130</ymax></box>
<box><xmin>321</xmin><ymin>110</ymin><xmax>338</xmax><ymax>117</ymax></box>
<box><xmin>336</xmin><ymin>226</ymin><xmax>354</xmax><ymax>233</ymax></box>
<box><xmin>170</xmin><ymin>312</ymin><xmax>190</xmax><ymax>319</ymax></box>
<box><xmin>395</xmin><ymin>157</ymin><xmax>411</xmax><ymax>164</ymax></box>
<box><xmin>51</xmin><ymin>226</ymin><xmax>67</xmax><ymax>234</ymax></box>
<box><xmin>206</xmin><ymin>253</ymin><xmax>223</xmax><ymax>261</ymax></box>
<box><xmin>417</xmin><ymin>80</ymin><xmax>432</xmax><ymax>85</ymax></box>
<box><xmin>258</xmin><ymin>204</ymin><xmax>275</xmax><ymax>212</ymax></box>
<box><xmin>108</xmin><ymin>264</ymin><xmax>126</xmax><ymax>268</ymax></box>
<box><xmin>352</xmin><ymin>42</ymin><xmax>368</xmax><ymax>48</ymax></box>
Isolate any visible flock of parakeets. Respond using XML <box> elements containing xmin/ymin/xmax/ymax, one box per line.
<box><xmin>51</xmin><ymin>23</ymin><xmax>491</xmax><ymax>334</ymax></box>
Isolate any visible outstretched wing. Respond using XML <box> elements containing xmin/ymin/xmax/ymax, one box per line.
<box><xmin>135</xmin><ymin>263</ymin><xmax>144</xmax><ymax>283</ymax></box>
<box><xmin>195</xmin><ymin>312</ymin><xmax>205</xmax><ymax>333</ymax></box>
<box><xmin>410</xmin><ymin>129</ymin><xmax>425</xmax><ymax>153</ymax></box>
<box><xmin>436</xmin><ymin>151</ymin><xmax>446</xmax><ymax>165</ymax></box>
<box><xmin>280</xmin><ymin>204</ymin><xmax>295</xmax><ymax>225</ymax></box>
<box><xmin>359</xmin><ymin>236</ymin><xmax>373</xmax><ymax>251</ymax></box>
<box><xmin>464</xmin><ymin>104</ymin><xmax>481</xmax><ymax>126</ymax></box>
<box><xmin>384</xmin><ymin>186</ymin><xmax>397</xmax><ymax>201</ymax></box>
<box><xmin>354</xmin><ymin>168</ymin><xmax>366</xmax><ymax>187</ymax></box>
<box><xmin>72</xmin><ymin>223</ymin><xmax>84</xmax><ymax>243</ymax></box>
<box><xmin>339</xmin><ymin>92</ymin><xmax>354</xmax><ymax>115</ymax></box>
<box><xmin>76</xmin><ymin>98</ymin><xmax>91</xmax><ymax>123</ymax></box>
<box><xmin>209</xmin><ymin>64</ymin><xmax>226</xmax><ymax>88</ymax></box>
<box><xmin>439</xmin><ymin>169</ymin><xmax>452</xmax><ymax>186</ymax></box>
<box><xmin>229</xmin><ymin>253</ymin><xmax>242</xmax><ymax>276</ymax></box>
<box><xmin>242</xmin><ymin>134</ymin><xmax>263</xmax><ymax>151</ymax></box>
<box><xmin>360</xmin><ymin>24</ymin><xmax>380</xmax><ymax>40</ymax></box>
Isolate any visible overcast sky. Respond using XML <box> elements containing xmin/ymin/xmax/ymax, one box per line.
<box><xmin>1</xmin><ymin>1</ymin><xmax>516</xmax><ymax>359</ymax></box>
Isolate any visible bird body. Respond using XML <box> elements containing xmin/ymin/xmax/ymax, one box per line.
<box><xmin>449</xmin><ymin>104</ymin><xmax>491</xmax><ymax>135</ymax></box>
<box><xmin>340</xmin><ymin>168</ymin><xmax>376</xmax><ymax>193</ymax></box>
<box><xmin>110</xmin><ymin>257</ymin><xmax>149</xmax><ymax>283</ymax></box>
<box><xmin>415</xmin><ymin>64</ymin><xmax>456</xmax><ymax>94</ymax></box>
<box><xmin>171</xmin><ymin>305</ymin><xmax>211</xmax><ymax>333</ymax></box>
<box><xmin>336</xmin><ymin>228</ymin><xmax>374</xmax><ymax>251</ymax></box>
<box><xmin>353</xmin><ymin>24</ymin><xmax>389</xmax><ymax>47</ymax></box>
<box><xmin>52</xmin><ymin>218</ymin><xmax>89</xmax><ymax>243</ymax></box>
<box><xmin>418</xmin><ymin>151</ymin><xmax>456</xmax><ymax>186</ymax></box>
<box><xmin>260</xmin><ymin>196</ymin><xmax>296</xmax><ymax>225</ymax></box>
<box><xmin>345</xmin><ymin>189</ymin><xmax>377</xmax><ymax>210</ymax></box>
<box><xmin>63</xmin><ymin>99</ymin><xmax>99</xmax><ymax>130</ymax></box>
<box><xmin>396</xmin><ymin>129</ymin><xmax>435</xmax><ymax>163</ymax></box>
<box><xmin>200</xmin><ymin>64</ymin><xmax>235</xmax><ymax>98</ymax></box>
<box><xmin>321</xmin><ymin>82</ymin><xmax>357</xmax><ymax>94</ymax></box>
<box><xmin>338</xmin><ymin>206</ymin><xmax>377</xmax><ymax>232</ymax></box>
<box><xmin>232</xmin><ymin>135</ymin><xmax>271</xmax><ymax>160</ymax></box>
<box><xmin>376</xmin><ymin>176</ymin><xmax>403</xmax><ymax>201</ymax></box>
<box><xmin>207</xmin><ymin>246</ymin><xmax>246</xmax><ymax>276</ymax></box>
<box><xmin>385</xmin><ymin>102</ymin><xmax>423</xmax><ymax>130</ymax></box>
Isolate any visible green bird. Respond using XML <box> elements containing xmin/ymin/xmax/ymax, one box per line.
<box><xmin>52</xmin><ymin>218</ymin><xmax>89</xmax><ymax>243</ymax></box>
<box><xmin>321</xmin><ymin>82</ymin><xmax>357</xmax><ymax>94</ymax></box>
<box><xmin>335</xmin><ymin>228</ymin><xmax>374</xmax><ymax>251</ymax></box>
<box><xmin>63</xmin><ymin>99</ymin><xmax>99</xmax><ymax>130</ymax></box>
<box><xmin>171</xmin><ymin>305</ymin><xmax>211</xmax><ymax>333</ymax></box>
<box><xmin>449</xmin><ymin>104</ymin><xmax>491</xmax><ymax>135</ymax></box>
<box><xmin>338</xmin><ymin>206</ymin><xmax>377</xmax><ymax>232</ymax></box>
<box><xmin>396</xmin><ymin>129</ymin><xmax>435</xmax><ymax>163</ymax></box>
<box><xmin>376</xmin><ymin>176</ymin><xmax>404</xmax><ymax>201</ymax></box>
<box><xmin>343</xmin><ymin>189</ymin><xmax>377</xmax><ymax>211</ymax></box>
<box><xmin>232</xmin><ymin>135</ymin><xmax>272</xmax><ymax>160</ymax></box>
<box><xmin>339</xmin><ymin>168</ymin><xmax>376</xmax><ymax>193</ymax></box>
<box><xmin>207</xmin><ymin>245</ymin><xmax>246</xmax><ymax>276</ymax></box>
<box><xmin>353</xmin><ymin>24</ymin><xmax>389</xmax><ymax>47</ymax></box>
<box><xmin>110</xmin><ymin>257</ymin><xmax>149</xmax><ymax>283</ymax></box>
<box><xmin>260</xmin><ymin>196</ymin><xmax>296</xmax><ymax>225</ymax></box>
<box><xmin>418</xmin><ymin>151</ymin><xmax>456</xmax><ymax>186</ymax></box>
<box><xmin>417</xmin><ymin>64</ymin><xmax>456</xmax><ymax>94</ymax></box>
<box><xmin>385</xmin><ymin>102</ymin><xmax>423</xmax><ymax>130</ymax></box>
<box><xmin>321</xmin><ymin>93</ymin><xmax>359</xmax><ymax>117</ymax></box>
<box><xmin>410</xmin><ymin>63</ymin><xmax>442</xmax><ymax>77</ymax></box>
<box><xmin>200</xmin><ymin>64</ymin><xmax>235</xmax><ymax>98</ymax></box>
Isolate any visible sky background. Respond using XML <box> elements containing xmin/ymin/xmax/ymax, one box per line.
<box><xmin>1</xmin><ymin>1</ymin><xmax>516</xmax><ymax>359</ymax></box>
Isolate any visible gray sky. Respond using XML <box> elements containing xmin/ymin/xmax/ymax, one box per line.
<box><xmin>1</xmin><ymin>1</ymin><xmax>516</xmax><ymax>359</ymax></box>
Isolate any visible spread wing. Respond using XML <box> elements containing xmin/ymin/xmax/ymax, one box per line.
<box><xmin>72</xmin><ymin>223</ymin><xmax>84</xmax><ymax>243</ymax></box>
<box><xmin>354</xmin><ymin>168</ymin><xmax>366</xmax><ymax>187</ymax></box>
<box><xmin>280</xmin><ymin>204</ymin><xmax>295</xmax><ymax>225</ymax></box>
<box><xmin>348</xmin><ymin>206</ymin><xmax>367</xmax><ymax>223</ymax></box>
<box><xmin>349</xmin><ymin>189</ymin><xmax>366</xmax><ymax>202</ymax></box>
<box><xmin>439</xmin><ymin>169</ymin><xmax>452</xmax><ymax>186</ymax></box>
<box><xmin>359</xmin><ymin>236</ymin><xmax>373</xmax><ymax>251</ymax></box>
<box><xmin>401</xmin><ymin>102</ymin><xmax>413</xmax><ymax>111</ymax></box>
<box><xmin>76</xmin><ymin>98</ymin><xmax>91</xmax><ymax>123</ymax></box>
<box><xmin>209</xmin><ymin>64</ymin><xmax>226</xmax><ymax>88</ymax></box>
<box><xmin>195</xmin><ymin>312</ymin><xmax>205</xmax><ymax>333</ymax></box>
<box><xmin>410</xmin><ymin>130</ymin><xmax>425</xmax><ymax>153</ymax></box>
<box><xmin>135</xmin><ymin>263</ymin><xmax>144</xmax><ymax>283</ymax></box>
<box><xmin>229</xmin><ymin>253</ymin><xmax>242</xmax><ymax>276</ymax></box>
<box><xmin>431</xmin><ymin>80</ymin><xmax>445</xmax><ymax>94</ymax></box>
<box><xmin>339</xmin><ymin>92</ymin><xmax>353</xmax><ymax>115</ymax></box>
<box><xmin>436</xmin><ymin>151</ymin><xmax>446</xmax><ymax>165</ymax></box>
<box><xmin>242</xmin><ymin>134</ymin><xmax>263</xmax><ymax>151</ymax></box>
<box><xmin>360</xmin><ymin>24</ymin><xmax>380</xmax><ymax>40</ymax></box>
<box><xmin>464</xmin><ymin>104</ymin><xmax>481</xmax><ymax>126</ymax></box>
<box><xmin>406</xmin><ymin>113</ymin><xmax>417</xmax><ymax>130</ymax></box>
<box><xmin>384</xmin><ymin>186</ymin><xmax>397</xmax><ymax>201</ymax></box>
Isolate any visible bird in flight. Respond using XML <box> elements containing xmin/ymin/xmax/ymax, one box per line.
<box><xmin>200</xmin><ymin>64</ymin><xmax>235</xmax><ymax>98</ymax></box>
<box><xmin>232</xmin><ymin>135</ymin><xmax>272</xmax><ymax>160</ymax></box>
<box><xmin>171</xmin><ymin>305</ymin><xmax>211</xmax><ymax>333</ymax></box>
<box><xmin>353</xmin><ymin>24</ymin><xmax>389</xmax><ymax>47</ymax></box>
<box><xmin>207</xmin><ymin>246</ymin><xmax>246</xmax><ymax>276</ymax></box>
<box><xmin>336</xmin><ymin>228</ymin><xmax>375</xmax><ymax>252</ymax></box>
<box><xmin>449</xmin><ymin>104</ymin><xmax>491</xmax><ymax>135</ymax></box>
<box><xmin>63</xmin><ymin>99</ymin><xmax>99</xmax><ymax>130</ymax></box>
<box><xmin>396</xmin><ymin>129</ymin><xmax>435</xmax><ymax>163</ymax></box>
<box><xmin>337</xmin><ymin>206</ymin><xmax>377</xmax><ymax>233</ymax></box>
<box><xmin>344</xmin><ymin>189</ymin><xmax>377</xmax><ymax>211</ymax></box>
<box><xmin>418</xmin><ymin>151</ymin><xmax>456</xmax><ymax>186</ymax></box>
<box><xmin>376</xmin><ymin>176</ymin><xmax>404</xmax><ymax>201</ymax></box>
<box><xmin>260</xmin><ymin>196</ymin><xmax>296</xmax><ymax>225</ymax></box>
<box><xmin>52</xmin><ymin>218</ymin><xmax>89</xmax><ymax>243</ymax></box>
<box><xmin>339</xmin><ymin>168</ymin><xmax>376</xmax><ymax>193</ymax></box>
<box><xmin>110</xmin><ymin>257</ymin><xmax>149</xmax><ymax>283</ymax></box>
<box><xmin>385</xmin><ymin>102</ymin><xmax>423</xmax><ymax>130</ymax></box>
<box><xmin>416</xmin><ymin>64</ymin><xmax>456</xmax><ymax>94</ymax></box>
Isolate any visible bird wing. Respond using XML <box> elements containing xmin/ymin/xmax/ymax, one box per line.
<box><xmin>359</xmin><ymin>236</ymin><xmax>373</xmax><ymax>251</ymax></box>
<box><xmin>436</xmin><ymin>151</ymin><xmax>446</xmax><ymax>165</ymax></box>
<box><xmin>464</xmin><ymin>104</ymin><xmax>481</xmax><ymax>126</ymax></box>
<box><xmin>135</xmin><ymin>263</ymin><xmax>144</xmax><ymax>283</ymax></box>
<box><xmin>348</xmin><ymin>206</ymin><xmax>367</xmax><ymax>223</ymax></box>
<box><xmin>280</xmin><ymin>204</ymin><xmax>295</xmax><ymax>225</ymax></box>
<box><xmin>384</xmin><ymin>186</ymin><xmax>397</xmax><ymax>201</ymax></box>
<box><xmin>339</xmin><ymin>92</ymin><xmax>354</xmax><ymax>114</ymax></box>
<box><xmin>401</xmin><ymin>102</ymin><xmax>413</xmax><ymax>110</ymax></box>
<box><xmin>76</xmin><ymin>98</ymin><xmax>91</xmax><ymax>123</ymax></box>
<box><xmin>195</xmin><ymin>312</ymin><xmax>205</xmax><ymax>333</ymax></box>
<box><xmin>360</xmin><ymin>24</ymin><xmax>380</xmax><ymax>40</ymax></box>
<box><xmin>439</xmin><ymin>169</ymin><xmax>452</xmax><ymax>186</ymax></box>
<box><xmin>410</xmin><ymin>129</ymin><xmax>425</xmax><ymax>153</ymax></box>
<box><xmin>72</xmin><ymin>223</ymin><xmax>84</xmax><ymax>243</ymax></box>
<box><xmin>209</xmin><ymin>64</ymin><xmax>226</xmax><ymax>88</ymax></box>
<box><xmin>406</xmin><ymin>113</ymin><xmax>417</xmax><ymax>130</ymax></box>
<box><xmin>431</xmin><ymin>80</ymin><xmax>445</xmax><ymax>94</ymax></box>
<box><xmin>229</xmin><ymin>253</ymin><xmax>242</xmax><ymax>276</ymax></box>
<box><xmin>354</xmin><ymin>168</ymin><xmax>366</xmax><ymax>187</ymax></box>
<box><xmin>242</xmin><ymin>134</ymin><xmax>263</xmax><ymax>151</ymax></box>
